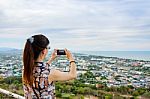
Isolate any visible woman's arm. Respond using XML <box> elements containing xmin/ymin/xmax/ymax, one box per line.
<box><xmin>48</xmin><ymin>49</ymin><xmax>77</xmax><ymax>81</ymax></box>
<box><xmin>47</xmin><ymin>49</ymin><xmax>57</xmax><ymax>64</ymax></box>
<box><xmin>48</xmin><ymin>62</ymin><xmax>76</xmax><ymax>81</ymax></box>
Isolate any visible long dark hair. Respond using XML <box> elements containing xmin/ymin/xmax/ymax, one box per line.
<box><xmin>23</xmin><ymin>34</ymin><xmax>49</xmax><ymax>85</ymax></box>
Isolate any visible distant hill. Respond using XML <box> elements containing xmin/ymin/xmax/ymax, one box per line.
<box><xmin>0</xmin><ymin>47</ymin><xmax>22</xmax><ymax>53</ymax></box>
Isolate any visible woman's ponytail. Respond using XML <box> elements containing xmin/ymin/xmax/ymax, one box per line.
<box><xmin>23</xmin><ymin>40</ymin><xmax>34</xmax><ymax>85</ymax></box>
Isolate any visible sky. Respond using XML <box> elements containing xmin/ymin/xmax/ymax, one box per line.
<box><xmin>0</xmin><ymin>0</ymin><xmax>150</xmax><ymax>51</ymax></box>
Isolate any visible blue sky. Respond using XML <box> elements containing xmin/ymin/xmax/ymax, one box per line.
<box><xmin>0</xmin><ymin>0</ymin><xmax>150</xmax><ymax>51</ymax></box>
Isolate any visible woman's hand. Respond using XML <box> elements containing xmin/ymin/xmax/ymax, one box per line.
<box><xmin>50</xmin><ymin>49</ymin><xmax>57</xmax><ymax>60</ymax></box>
<box><xmin>47</xmin><ymin>49</ymin><xmax>57</xmax><ymax>64</ymax></box>
<box><xmin>64</xmin><ymin>48</ymin><xmax>74</xmax><ymax>61</ymax></box>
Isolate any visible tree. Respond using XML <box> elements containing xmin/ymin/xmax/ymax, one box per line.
<box><xmin>56</xmin><ymin>91</ymin><xmax>62</xmax><ymax>97</ymax></box>
<box><xmin>105</xmin><ymin>94</ymin><xmax>112</xmax><ymax>99</ymax></box>
<box><xmin>77</xmin><ymin>87</ymin><xmax>84</xmax><ymax>94</ymax></box>
<box><xmin>142</xmin><ymin>92</ymin><xmax>150</xmax><ymax>98</ymax></box>
<box><xmin>132</xmin><ymin>91</ymin><xmax>139</xmax><ymax>96</ymax></box>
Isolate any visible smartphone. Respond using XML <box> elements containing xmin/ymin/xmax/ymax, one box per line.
<box><xmin>57</xmin><ymin>50</ymin><xmax>66</xmax><ymax>55</ymax></box>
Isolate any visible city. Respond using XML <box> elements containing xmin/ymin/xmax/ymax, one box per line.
<box><xmin>0</xmin><ymin>49</ymin><xmax>150</xmax><ymax>98</ymax></box>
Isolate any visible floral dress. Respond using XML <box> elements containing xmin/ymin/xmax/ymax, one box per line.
<box><xmin>23</xmin><ymin>62</ymin><xmax>55</xmax><ymax>99</ymax></box>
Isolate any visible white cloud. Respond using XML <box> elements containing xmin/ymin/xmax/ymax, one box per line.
<box><xmin>0</xmin><ymin>0</ymin><xmax>150</xmax><ymax>51</ymax></box>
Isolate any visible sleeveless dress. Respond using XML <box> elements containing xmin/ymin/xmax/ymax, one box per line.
<box><xmin>23</xmin><ymin>62</ymin><xmax>55</xmax><ymax>99</ymax></box>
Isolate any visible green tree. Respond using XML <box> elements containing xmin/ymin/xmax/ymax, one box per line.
<box><xmin>77</xmin><ymin>87</ymin><xmax>84</xmax><ymax>94</ymax></box>
<box><xmin>132</xmin><ymin>91</ymin><xmax>139</xmax><ymax>96</ymax></box>
<box><xmin>142</xmin><ymin>92</ymin><xmax>150</xmax><ymax>98</ymax></box>
<box><xmin>56</xmin><ymin>91</ymin><xmax>62</xmax><ymax>97</ymax></box>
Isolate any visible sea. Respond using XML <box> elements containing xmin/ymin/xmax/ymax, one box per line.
<box><xmin>78</xmin><ymin>51</ymin><xmax>150</xmax><ymax>61</ymax></box>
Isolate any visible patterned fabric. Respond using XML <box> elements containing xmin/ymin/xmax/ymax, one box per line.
<box><xmin>23</xmin><ymin>62</ymin><xmax>55</xmax><ymax>99</ymax></box>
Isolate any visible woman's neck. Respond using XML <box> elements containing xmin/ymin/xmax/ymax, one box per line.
<box><xmin>35</xmin><ymin>57</ymin><xmax>44</xmax><ymax>62</ymax></box>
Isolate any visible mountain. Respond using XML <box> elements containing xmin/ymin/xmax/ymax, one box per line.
<box><xmin>0</xmin><ymin>47</ymin><xmax>22</xmax><ymax>53</ymax></box>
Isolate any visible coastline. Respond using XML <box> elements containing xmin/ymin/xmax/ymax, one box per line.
<box><xmin>78</xmin><ymin>51</ymin><xmax>150</xmax><ymax>61</ymax></box>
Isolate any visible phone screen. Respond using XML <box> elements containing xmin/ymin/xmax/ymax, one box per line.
<box><xmin>57</xmin><ymin>50</ymin><xmax>66</xmax><ymax>55</ymax></box>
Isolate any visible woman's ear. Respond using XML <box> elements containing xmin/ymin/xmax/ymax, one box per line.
<box><xmin>42</xmin><ymin>49</ymin><xmax>47</xmax><ymax>54</ymax></box>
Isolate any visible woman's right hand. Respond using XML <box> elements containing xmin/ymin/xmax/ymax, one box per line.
<box><xmin>65</xmin><ymin>48</ymin><xmax>74</xmax><ymax>61</ymax></box>
<box><xmin>50</xmin><ymin>49</ymin><xmax>57</xmax><ymax>61</ymax></box>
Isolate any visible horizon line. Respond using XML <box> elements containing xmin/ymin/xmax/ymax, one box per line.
<box><xmin>0</xmin><ymin>47</ymin><xmax>150</xmax><ymax>52</ymax></box>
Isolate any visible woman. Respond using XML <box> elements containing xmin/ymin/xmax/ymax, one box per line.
<box><xmin>22</xmin><ymin>34</ymin><xmax>77</xmax><ymax>99</ymax></box>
